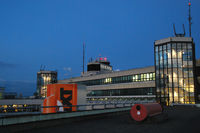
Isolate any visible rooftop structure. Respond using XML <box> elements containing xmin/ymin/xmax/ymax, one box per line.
<box><xmin>82</xmin><ymin>57</ymin><xmax>113</xmax><ymax>77</ymax></box>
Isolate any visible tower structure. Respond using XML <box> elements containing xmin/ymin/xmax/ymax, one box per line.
<box><xmin>154</xmin><ymin>37</ymin><xmax>197</xmax><ymax>105</ymax></box>
<box><xmin>37</xmin><ymin>71</ymin><xmax>57</xmax><ymax>98</ymax></box>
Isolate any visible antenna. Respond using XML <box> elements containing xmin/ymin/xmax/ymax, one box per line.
<box><xmin>183</xmin><ymin>24</ymin><xmax>186</xmax><ymax>36</ymax></box>
<box><xmin>83</xmin><ymin>42</ymin><xmax>85</xmax><ymax>74</ymax></box>
<box><xmin>173</xmin><ymin>24</ymin><xmax>185</xmax><ymax>37</ymax></box>
<box><xmin>188</xmin><ymin>0</ymin><xmax>192</xmax><ymax>37</ymax></box>
<box><xmin>88</xmin><ymin>57</ymin><xmax>93</xmax><ymax>63</ymax></box>
<box><xmin>173</xmin><ymin>23</ymin><xmax>177</xmax><ymax>36</ymax></box>
<box><xmin>40</xmin><ymin>64</ymin><xmax>43</xmax><ymax>71</ymax></box>
<box><xmin>43</xmin><ymin>65</ymin><xmax>46</xmax><ymax>70</ymax></box>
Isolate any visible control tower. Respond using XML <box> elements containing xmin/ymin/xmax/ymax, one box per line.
<box><xmin>82</xmin><ymin>57</ymin><xmax>113</xmax><ymax>76</ymax></box>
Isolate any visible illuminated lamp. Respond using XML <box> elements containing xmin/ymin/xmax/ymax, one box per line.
<box><xmin>104</xmin><ymin>57</ymin><xmax>107</xmax><ymax>61</ymax></box>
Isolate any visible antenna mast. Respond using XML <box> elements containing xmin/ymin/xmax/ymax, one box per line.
<box><xmin>188</xmin><ymin>0</ymin><xmax>192</xmax><ymax>37</ymax></box>
<box><xmin>83</xmin><ymin>42</ymin><xmax>85</xmax><ymax>74</ymax></box>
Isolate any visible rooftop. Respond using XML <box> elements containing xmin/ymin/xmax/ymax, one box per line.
<box><xmin>155</xmin><ymin>37</ymin><xmax>193</xmax><ymax>45</ymax></box>
<box><xmin>37</xmin><ymin>71</ymin><xmax>57</xmax><ymax>74</ymax></box>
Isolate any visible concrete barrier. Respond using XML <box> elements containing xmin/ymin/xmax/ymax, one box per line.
<box><xmin>195</xmin><ymin>104</ymin><xmax>200</xmax><ymax>108</ymax></box>
<box><xmin>116</xmin><ymin>104</ymin><xmax>124</xmax><ymax>108</ymax></box>
<box><xmin>0</xmin><ymin>107</ymin><xmax>131</xmax><ymax>126</ymax></box>
<box><xmin>105</xmin><ymin>104</ymin><xmax>115</xmax><ymax>109</ymax></box>
<box><xmin>92</xmin><ymin>105</ymin><xmax>105</xmax><ymax>110</ymax></box>
<box><xmin>77</xmin><ymin>105</ymin><xmax>93</xmax><ymax>111</ymax></box>
<box><xmin>124</xmin><ymin>103</ymin><xmax>131</xmax><ymax>107</ymax></box>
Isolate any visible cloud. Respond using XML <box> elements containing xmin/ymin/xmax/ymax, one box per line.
<box><xmin>63</xmin><ymin>67</ymin><xmax>72</xmax><ymax>77</ymax></box>
<box><xmin>7</xmin><ymin>80</ymin><xmax>36</xmax><ymax>83</ymax></box>
<box><xmin>0</xmin><ymin>61</ymin><xmax>17</xmax><ymax>68</ymax></box>
<box><xmin>63</xmin><ymin>67</ymin><xmax>72</xmax><ymax>72</ymax></box>
<box><xmin>0</xmin><ymin>78</ymin><xmax>6</xmax><ymax>82</ymax></box>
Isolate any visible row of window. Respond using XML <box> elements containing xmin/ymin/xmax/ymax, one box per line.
<box><xmin>156</xmin><ymin>49</ymin><xmax>193</xmax><ymax>62</ymax></box>
<box><xmin>78</xmin><ymin>72</ymin><xmax>155</xmax><ymax>86</ymax></box>
<box><xmin>155</xmin><ymin>43</ymin><xmax>193</xmax><ymax>51</ymax></box>
<box><xmin>87</xmin><ymin>88</ymin><xmax>156</xmax><ymax>96</ymax></box>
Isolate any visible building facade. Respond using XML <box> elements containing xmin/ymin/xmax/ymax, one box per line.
<box><xmin>59</xmin><ymin>58</ymin><xmax>156</xmax><ymax>104</ymax></box>
<box><xmin>37</xmin><ymin>71</ymin><xmax>57</xmax><ymax>98</ymax></box>
<box><xmin>154</xmin><ymin>37</ymin><xmax>198</xmax><ymax>105</ymax></box>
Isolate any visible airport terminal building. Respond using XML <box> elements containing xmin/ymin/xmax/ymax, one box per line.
<box><xmin>59</xmin><ymin>62</ymin><xmax>156</xmax><ymax>104</ymax></box>
<box><xmin>59</xmin><ymin>36</ymin><xmax>200</xmax><ymax>105</ymax></box>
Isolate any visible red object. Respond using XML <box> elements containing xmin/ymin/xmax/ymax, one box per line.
<box><xmin>43</xmin><ymin>84</ymin><xmax>78</xmax><ymax>114</ymax></box>
<box><xmin>189</xmin><ymin>2</ymin><xmax>191</xmax><ymax>6</ymax></box>
<box><xmin>130</xmin><ymin>103</ymin><xmax>162</xmax><ymax>122</ymax></box>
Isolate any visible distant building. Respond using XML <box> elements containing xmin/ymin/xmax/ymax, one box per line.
<box><xmin>37</xmin><ymin>71</ymin><xmax>57</xmax><ymax>98</ymax></box>
<box><xmin>0</xmin><ymin>87</ymin><xmax>17</xmax><ymax>99</ymax></box>
<box><xmin>4</xmin><ymin>92</ymin><xmax>17</xmax><ymax>99</ymax></box>
<box><xmin>0</xmin><ymin>99</ymin><xmax>43</xmax><ymax>113</ymax></box>
<box><xmin>0</xmin><ymin>87</ymin><xmax>5</xmax><ymax>99</ymax></box>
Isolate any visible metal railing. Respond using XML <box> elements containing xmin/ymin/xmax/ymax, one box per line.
<box><xmin>0</xmin><ymin>103</ymin><xmax>133</xmax><ymax>115</ymax></box>
<box><xmin>0</xmin><ymin>100</ymin><xmax>156</xmax><ymax>116</ymax></box>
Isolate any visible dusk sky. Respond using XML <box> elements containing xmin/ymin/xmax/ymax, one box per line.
<box><xmin>0</xmin><ymin>0</ymin><xmax>200</xmax><ymax>96</ymax></box>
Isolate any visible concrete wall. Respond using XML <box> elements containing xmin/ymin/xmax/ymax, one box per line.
<box><xmin>0</xmin><ymin>107</ymin><xmax>131</xmax><ymax>126</ymax></box>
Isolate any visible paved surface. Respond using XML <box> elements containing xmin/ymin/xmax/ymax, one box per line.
<box><xmin>16</xmin><ymin>108</ymin><xmax>200</xmax><ymax>133</ymax></box>
<box><xmin>1</xmin><ymin>108</ymin><xmax>200</xmax><ymax>133</ymax></box>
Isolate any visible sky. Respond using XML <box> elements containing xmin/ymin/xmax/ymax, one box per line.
<box><xmin>0</xmin><ymin>0</ymin><xmax>200</xmax><ymax>96</ymax></box>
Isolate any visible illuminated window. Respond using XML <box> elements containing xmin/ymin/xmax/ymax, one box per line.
<box><xmin>147</xmin><ymin>73</ymin><xmax>150</xmax><ymax>81</ymax></box>
<box><xmin>144</xmin><ymin>74</ymin><xmax>147</xmax><ymax>81</ymax></box>
<box><xmin>104</xmin><ymin>78</ymin><xmax>112</xmax><ymax>83</ymax></box>
<box><xmin>132</xmin><ymin>75</ymin><xmax>136</xmax><ymax>82</ymax></box>
<box><xmin>172</xmin><ymin>49</ymin><xmax>177</xmax><ymax>58</ymax></box>
<box><xmin>141</xmin><ymin>74</ymin><xmax>144</xmax><ymax>81</ymax></box>
<box><xmin>135</xmin><ymin>75</ymin><xmax>138</xmax><ymax>81</ymax></box>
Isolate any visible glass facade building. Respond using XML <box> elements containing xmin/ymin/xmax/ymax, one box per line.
<box><xmin>155</xmin><ymin>37</ymin><xmax>197</xmax><ymax>105</ymax></box>
<box><xmin>37</xmin><ymin>71</ymin><xmax>57</xmax><ymax>98</ymax></box>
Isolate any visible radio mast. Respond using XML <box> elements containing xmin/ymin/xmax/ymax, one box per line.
<box><xmin>188</xmin><ymin>0</ymin><xmax>192</xmax><ymax>37</ymax></box>
<box><xmin>83</xmin><ymin>42</ymin><xmax>85</xmax><ymax>74</ymax></box>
